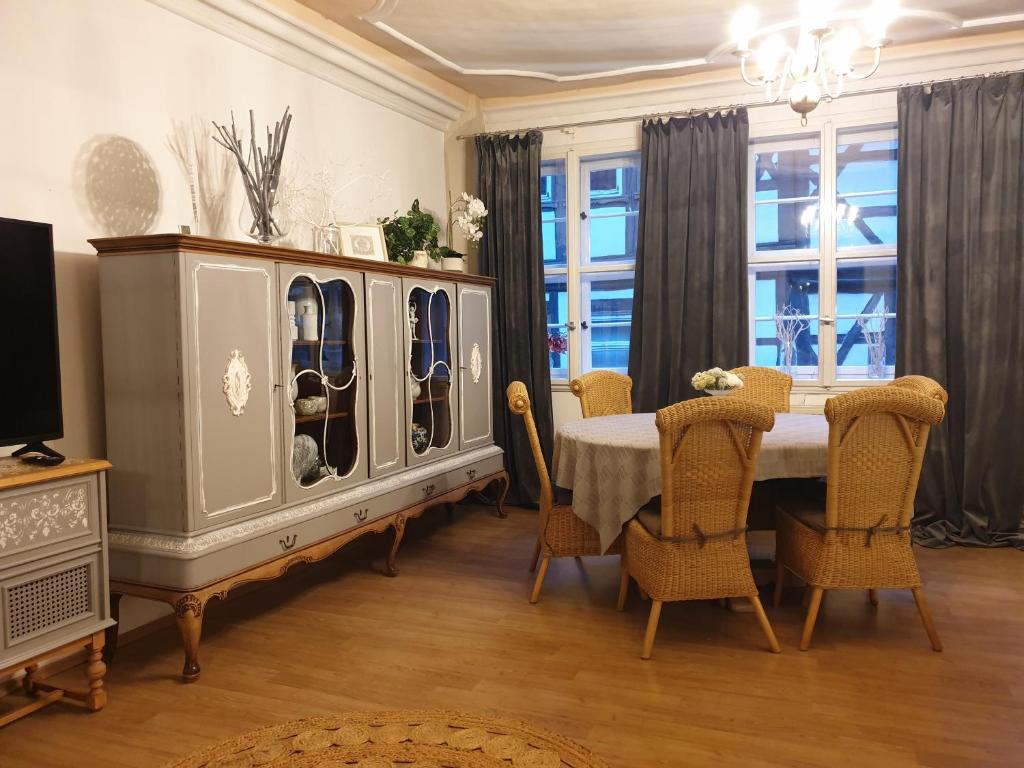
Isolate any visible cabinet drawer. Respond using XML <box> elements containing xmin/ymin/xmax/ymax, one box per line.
<box><xmin>0</xmin><ymin>477</ymin><xmax>101</xmax><ymax>565</ymax></box>
<box><xmin>1</xmin><ymin>548</ymin><xmax>107</xmax><ymax>657</ymax></box>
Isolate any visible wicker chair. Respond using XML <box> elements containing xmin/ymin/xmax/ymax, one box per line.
<box><xmin>506</xmin><ymin>381</ymin><xmax>614</xmax><ymax>603</ymax></box>
<box><xmin>617</xmin><ymin>397</ymin><xmax>780</xmax><ymax>659</ymax></box>
<box><xmin>729</xmin><ymin>366</ymin><xmax>793</xmax><ymax>412</ymax></box>
<box><xmin>569</xmin><ymin>370</ymin><xmax>633</xmax><ymax>418</ymax></box>
<box><xmin>773</xmin><ymin>383</ymin><xmax>947</xmax><ymax>651</ymax></box>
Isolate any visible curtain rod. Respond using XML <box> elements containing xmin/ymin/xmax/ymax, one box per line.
<box><xmin>455</xmin><ymin>69</ymin><xmax>1022</xmax><ymax>140</ymax></box>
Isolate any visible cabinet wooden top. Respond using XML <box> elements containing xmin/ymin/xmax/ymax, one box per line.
<box><xmin>0</xmin><ymin>457</ymin><xmax>112</xmax><ymax>492</ymax></box>
<box><xmin>89</xmin><ymin>234</ymin><xmax>497</xmax><ymax>286</ymax></box>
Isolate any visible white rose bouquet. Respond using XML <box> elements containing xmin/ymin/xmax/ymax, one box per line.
<box><xmin>691</xmin><ymin>367</ymin><xmax>745</xmax><ymax>394</ymax></box>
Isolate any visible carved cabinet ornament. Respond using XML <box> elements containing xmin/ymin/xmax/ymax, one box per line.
<box><xmin>222</xmin><ymin>349</ymin><xmax>253</xmax><ymax>416</ymax></box>
<box><xmin>470</xmin><ymin>342</ymin><xmax>483</xmax><ymax>384</ymax></box>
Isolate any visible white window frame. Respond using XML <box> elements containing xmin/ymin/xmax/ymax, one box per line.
<box><xmin>542</xmin><ymin>139</ymin><xmax>641</xmax><ymax>387</ymax></box>
<box><xmin>748</xmin><ymin>107</ymin><xmax>898</xmax><ymax>395</ymax></box>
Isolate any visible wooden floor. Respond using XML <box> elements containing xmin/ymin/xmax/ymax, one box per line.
<box><xmin>1</xmin><ymin>505</ymin><xmax>1022</xmax><ymax>767</ymax></box>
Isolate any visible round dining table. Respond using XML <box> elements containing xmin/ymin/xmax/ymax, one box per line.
<box><xmin>552</xmin><ymin>411</ymin><xmax>829</xmax><ymax>552</ymax></box>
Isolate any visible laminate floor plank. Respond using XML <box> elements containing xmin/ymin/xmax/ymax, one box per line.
<box><xmin>0</xmin><ymin>506</ymin><xmax>1020</xmax><ymax>767</ymax></box>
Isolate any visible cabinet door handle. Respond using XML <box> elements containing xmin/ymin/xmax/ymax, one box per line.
<box><xmin>279</xmin><ymin>534</ymin><xmax>298</xmax><ymax>551</ymax></box>
<box><xmin>422</xmin><ymin>484</ymin><xmax>435</xmax><ymax>498</ymax></box>
<box><xmin>466</xmin><ymin>469</ymin><xmax>477</xmax><ymax>480</ymax></box>
<box><xmin>354</xmin><ymin>508</ymin><xmax>368</xmax><ymax>522</ymax></box>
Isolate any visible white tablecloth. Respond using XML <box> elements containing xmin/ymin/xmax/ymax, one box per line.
<box><xmin>552</xmin><ymin>412</ymin><xmax>829</xmax><ymax>552</ymax></box>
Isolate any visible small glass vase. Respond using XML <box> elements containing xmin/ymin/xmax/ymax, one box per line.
<box><xmin>866</xmin><ymin>340</ymin><xmax>887</xmax><ymax>379</ymax></box>
<box><xmin>313</xmin><ymin>223</ymin><xmax>340</xmax><ymax>255</ymax></box>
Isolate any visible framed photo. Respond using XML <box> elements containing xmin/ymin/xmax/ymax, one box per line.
<box><xmin>338</xmin><ymin>223</ymin><xmax>388</xmax><ymax>262</ymax></box>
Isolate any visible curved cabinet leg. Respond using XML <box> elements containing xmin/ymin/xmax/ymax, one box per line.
<box><xmin>85</xmin><ymin>632</ymin><xmax>108</xmax><ymax>710</ymax></box>
<box><xmin>173</xmin><ymin>594</ymin><xmax>205</xmax><ymax>683</ymax></box>
<box><xmin>103</xmin><ymin>592</ymin><xmax>123</xmax><ymax>664</ymax></box>
<box><xmin>493</xmin><ymin>472</ymin><xmax>510</xmax><ymax>519</ymax></box>
<box><xmin>385</xmin><ymin>514</ymin><xmax>407</xmax><ymax>577</ymax></box>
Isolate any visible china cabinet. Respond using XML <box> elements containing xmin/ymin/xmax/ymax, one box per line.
<box><xmin>93</xmin><ymin>235</ymin><xmax>507</xmax><ymax>682</ymax></box>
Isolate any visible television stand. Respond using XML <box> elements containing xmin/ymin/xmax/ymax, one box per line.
<box><xmin>13</xmin><ymin>442</ymin><xmax>66</xmax><ymax>466</ymax></box>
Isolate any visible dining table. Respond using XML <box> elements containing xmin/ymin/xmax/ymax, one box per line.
<box><xmin>552</xmin><ymin>411</ymin><xmax>830</xmax><ymax>552</ymax></box>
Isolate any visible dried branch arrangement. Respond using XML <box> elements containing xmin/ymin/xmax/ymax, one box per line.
<box><xmin>856</xmin><ymin>304</ymin><xmax>889</xmax><ymax>378</ymax></box>
<box><xmin>774</xmin><ymin>305</ymin><xmax>810</xmax><ymax>373</ymax></box>
<box><xmin>212</xmin><ymin>107</ymin><xmax>292</xmax><ymax>242</ymax></box>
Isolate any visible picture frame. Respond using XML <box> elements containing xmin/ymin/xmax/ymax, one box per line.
<box><xmin>338</xmin><ymin>223</ymin><xmax>388</xmax><ymax>262</ymax></box>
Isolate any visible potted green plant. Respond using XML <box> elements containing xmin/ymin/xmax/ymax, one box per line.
<box><xmin>437</xmin><ymin>192</ymin><xmax>487</xmax><ymax>272</ymax></box>
<box><xmin>378</xmin><ymin>199</ymin><xmax>439</xmax><ymax>268</ymax></box>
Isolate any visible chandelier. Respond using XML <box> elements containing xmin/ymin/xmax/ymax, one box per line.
<box><xmin>729</xmin><ymin>1</ymin><xmax>901</xmax><ymax>124</ymax></box>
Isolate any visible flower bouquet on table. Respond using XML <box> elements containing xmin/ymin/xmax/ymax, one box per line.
<box><xmin>691</xmin><ymin>367</ymin><xmax>745</xmax><ymax>396</ymax></box>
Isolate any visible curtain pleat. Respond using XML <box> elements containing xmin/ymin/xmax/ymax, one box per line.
<box><xmin>476</xmin><ymin>131</ymin><xmax>552</xmax><ymax>505</ymax></box>
<box><xmin>897</xmin><ymin>73</ymin><xmax>1024</xmax><ymax>548</ymax></box>
<box><xmin>628</xmin><ymin>111</ymin><xmax>750</xmax><ymax>412</ymax></box>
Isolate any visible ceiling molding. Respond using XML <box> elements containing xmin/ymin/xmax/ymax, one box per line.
<box><xmin>479</xmin><ymin>31</ymin><xmax>1024</xmax><ymax>132</ymax></box>
<box><xmin>362</xmin><ymin>5</ymin><xmax>1021</xmax><ymax>85</ymax></box>
<box><xmin>147</xmin><ymin>0</ymin><xmax>467</xmax><ymax>130</ymax></box>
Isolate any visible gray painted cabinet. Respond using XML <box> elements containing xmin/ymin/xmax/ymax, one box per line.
<box><xmin>93</xmin><ymin>235</ymin><xmax>503</xmax><ymax>601</ymax></box>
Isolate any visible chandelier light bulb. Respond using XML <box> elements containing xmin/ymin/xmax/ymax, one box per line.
<box><xmin>730</xmin><ymin>6</ymin><xmax>760</xmax><ymax>52</ymax></box>
<box><xmin>827</xmin><ymin>27</ymin><xmax>861</xmax><ymax>75</ymax></box>
<box><xmin>866</xmin><ymin>0</ymin><xmax>900</xmax><ymax>44</ymax></box>
<box><xmin>756</xmin><ymin>35</ymin><xmax>789</xmax><ymax>82</ymax></box>
<box><xmin>800</xmin><ymin>0</ymin><xmax>835</xmax><ymax>33</ymax></box>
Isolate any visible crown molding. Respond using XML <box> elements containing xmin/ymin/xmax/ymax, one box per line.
<box><xmin>147</xmin><ymin>0</ymin><xmax>468</xmax><ymax>130</ymax></box>
<box><xmin>480</xmin><ymin>31</ymin><xmax>1024</xmax><ymax>132</ymax></box>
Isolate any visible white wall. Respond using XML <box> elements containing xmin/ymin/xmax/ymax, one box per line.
<box><xmin>0</xmin><ymin>0</ymin><xmax>449</xmax><ymax>630</ymax></box>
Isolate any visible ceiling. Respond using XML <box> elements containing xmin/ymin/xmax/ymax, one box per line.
<box><xmin>296</xmin><ymin>1</ymin><xmax>1024</xmax><ymax>97</ymax></box>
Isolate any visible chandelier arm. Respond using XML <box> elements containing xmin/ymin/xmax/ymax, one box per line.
<box><xmin>765</xmin><ymin>69</ymin><xmax>789</xmax><ymax>104</ymax></box>
<box><xmin>821</xmin><ymin>70</ymin><xmax>845</xmax><ymax>100</ymax></box>
<box><xmin>847</xmin><ymin>46</ymin><xmax>883</xmax><ymax>81</ymax></box>
<box><xmin>739</xmin><ymin>55</ymin><xmax>766</xmax><ymax>87</ymax></box>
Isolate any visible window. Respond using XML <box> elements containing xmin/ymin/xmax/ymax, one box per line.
<box><xmin>542</xmin><ymin>151</ymin><xmax>640</xmax><ymax>382</ymax></box>
<box><xmin>749</xmin><ymin>126</ymin><xmax>897</xmax><ymax>385</ymax></box>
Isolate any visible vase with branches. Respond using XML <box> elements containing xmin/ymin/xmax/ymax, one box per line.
<box><xmin>856</xmin><ymin>304</ymin><xmax>890</xmax><ymax>379</ymax></box>
<box><xmin>774</xmin><ymin>305</ymin><xmax>810</xmax><ymax>376</ymax></box>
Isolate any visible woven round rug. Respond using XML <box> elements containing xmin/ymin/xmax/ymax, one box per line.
<box><xmin>164</xmin><ymin>710</ymin><xmax>608</xmax><ymax>768</ymax></box>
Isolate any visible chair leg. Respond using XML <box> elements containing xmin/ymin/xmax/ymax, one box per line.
<box><xmin>528</xmin><ymin>539</ymin><xmax>541</xmax><ymax>573</ymax></box>
<box><xmin>868</xmin><ymin>589</ymin><xmax>879</xmax><ymax>606</ymax></box>
<box><xmin>616</xmin><ymin>561</ymin><xmax>629</xmax><ymax>611</ymax></box>
<box><xmin>529</xmin><ymin>554</ymin><xmax>550</xmax><ymax>604</ymax></box>
<box><xmin>773</xmin><ymin>559</ymin><xmax>786</xmax><ymax>608</ymax></box>
<box><xmin>640</xmin><ymin>600</ymin><xmax>663</xmax><ymax>660</ymax></box>
<box><xmin>750</xmin><ymin>595</ymin><xmax>781</xmax><ymax>653</ymax></box>
<box><xmin>911</xmin><ymin>587</ymin><xmax>943</xmax><ymax>652</ymax></box>
<box><xmin>799</xmin><ymin>587</ymin><xmax>825</xmax><ymax>651</ymax></box>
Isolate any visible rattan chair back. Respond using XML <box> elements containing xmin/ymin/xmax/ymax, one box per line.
<box><xmin>822</xmin><ymin>386</ymin><xmax>945</xmax><ymax>533</ymax></box>
<box><xmin>728</xmin><ymin>366</ymin><xmax>793</xmax><ymax>412</ymax></box>
<box><xmin>570</xmin><ymin>370</ymin><xmax>633</xmax><ymax>418</ymax></box>
<box><xmin>889</xmin><ymin>375</ymin><xmax>949</xmax><ymax>405</ymax></box>
<box><xmin>654</xmin><ymin>398</ymin><xmax>775</xmax><ymax>540</ymax></box>
<box><xmin>506</xmin><ymin>381</ymin><xmax>554</xmax><ymax>513</ymax></box>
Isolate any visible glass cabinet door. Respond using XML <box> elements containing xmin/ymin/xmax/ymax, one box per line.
<box><xmin>281</xmin><ymin>267</ymin><xmax>367</xmax><ymax>499</ymax></box>
<box><xmin>404</xmin><ymin>279</ymin><xmax>459</xmax><ymax>465</ymax></box>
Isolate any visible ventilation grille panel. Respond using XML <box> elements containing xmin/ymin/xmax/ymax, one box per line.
<box><xmin>7</xmin><ymin>564</ymin><xmax>92</xmax><ymax>643</ymax></box>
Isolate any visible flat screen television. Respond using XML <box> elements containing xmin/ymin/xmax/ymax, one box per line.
<box><xmin>0</xmin><ymin>217</ymin><xmax>64</xmax><ymax>463</ymax></box>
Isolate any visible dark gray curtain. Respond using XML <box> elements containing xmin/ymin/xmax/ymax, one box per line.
<box><xmin>628</xmin><ymin>111</ymin><xmax>749</xmax><ymax>412</ymax></box>
<box><xmin>476</xmin><ymin>131</ymin><xmax>551</xmax><ymax>505</ymax></box>
<box><xmin>897</xmin><ymin>73</ymin><xmax>1024</xmax><ymax>549</ymax></box>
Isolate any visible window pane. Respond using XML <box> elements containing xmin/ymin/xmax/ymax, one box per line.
<box><xmin>541</xmin><ymin>159</ymin><xmax>567</xmax><ymax>267</ymax></box>
<box><xmin>582</xmin><ymin>271</ymin><xmax>633</xmax><ymax>373</ymax></box>
<box><xmin>754</xmin><ymin>145</ymin><xmax>819</xmax><ymax>202</ymax></box>
<box><xmin>835</xmin><ymin>260</ymin><xmax>896</xmax><ymax>380</ymax></box>
<box><xmin>836</xmin><ymin>135</ymin><xmax>897</xmax><ymax>195</ymax></box>
<box><xmin>544</xmin><ymin>275</ymin><xmax>569</xmax><ymax>379</ymax></box>
<box><xmin>836</xmin><ymin>193</ymin><xmax>897</xmax><ymax>248</ymax></box>
<box><xmin>755</xmin><ymin>201</ymin><xmax>819</xmax><ymax>251</ymax></box>
<box><xmin>582</xmin><ymin>152</ymin><xmax>641</xmax><ymax>265</ymax></box>
<box><xmin>750</xmin><ymin>263</ymin><xmax>820</xmax><ymax>380</ymax></box>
